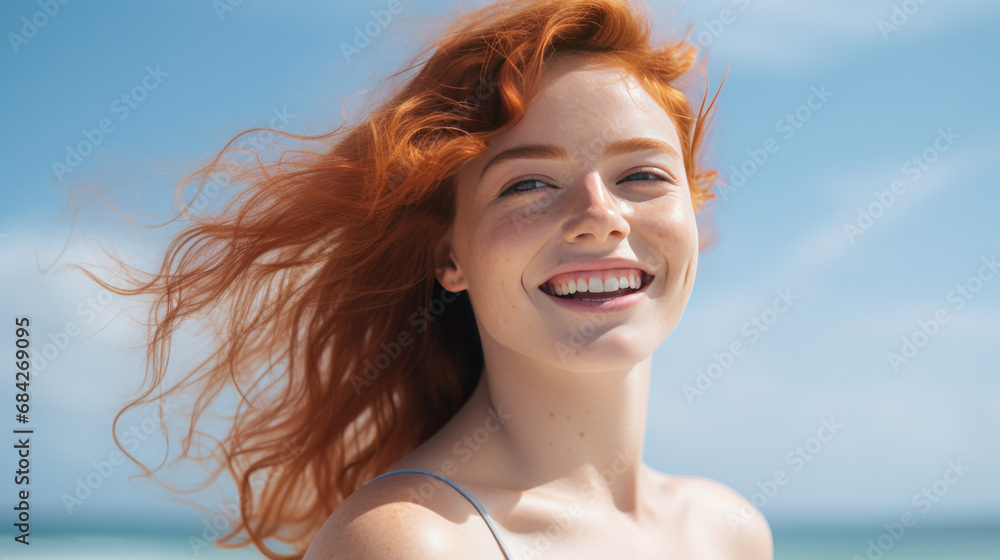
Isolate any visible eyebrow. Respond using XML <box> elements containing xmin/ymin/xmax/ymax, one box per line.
<box><xmin>478</xmin><ymin>137</ymin><xmax>682</xmax><ymax>180</ymax></box>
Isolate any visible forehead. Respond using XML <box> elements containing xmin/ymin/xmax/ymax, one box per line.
<box><xmin>456</xmin><ymin>53</ymin><xmax>683</xmax><ymax>189</ymax></box>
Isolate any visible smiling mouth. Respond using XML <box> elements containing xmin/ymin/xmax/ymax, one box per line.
<box><xmin>539</xmin><ymin>271</ymin><xmax>654</xmax><ymax>301</ymax></box>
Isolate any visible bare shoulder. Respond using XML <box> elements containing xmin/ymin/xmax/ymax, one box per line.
<box><xmin>652</xmin><ymin>472</ymin><xmax>773</xmax><ymax>560</ymax></box>
<box><xmin>303</xmin><ymin>472</ymin><xmax>486</xmax><ymax>560</ymax></box>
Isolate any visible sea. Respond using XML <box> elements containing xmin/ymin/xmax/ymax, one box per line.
<box><xmin>2</xmin><ymin>527</ymin><xmax>998</xmax><ymax>558</ymax></box>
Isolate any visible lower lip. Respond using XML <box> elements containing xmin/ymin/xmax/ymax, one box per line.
<box><xmin>540</xmin><ymin>277</ymin><xmax>653</xmax><ymax>312</ymax></box>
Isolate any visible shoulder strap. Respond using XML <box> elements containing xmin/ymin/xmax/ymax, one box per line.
<box><xmin>365</xmin><ymin>468</ymin><xmax>513</xmax><ymax>559</ymax></box>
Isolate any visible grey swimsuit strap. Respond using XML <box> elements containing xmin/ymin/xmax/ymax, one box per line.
<box><xmin>365</xmin><ymin>468</ymin><xmax>513</xmax><ymax>559</ymax></box>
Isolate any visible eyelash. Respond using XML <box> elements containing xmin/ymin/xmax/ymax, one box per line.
<box><xmin>500</xmin><ymin>170</ymin><xmax>676</xmax><ymax>197</ymax></box>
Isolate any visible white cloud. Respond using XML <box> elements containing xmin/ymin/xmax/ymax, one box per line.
<box><xmin>0</xmin><ymin>222</ymin><xmax>176</xmax><ymax>410</ymax></box>
<box><xmin>719</xmin><ymin>133</ymin><xmax>998</xmax><ymax>296</ymax></box>
<box><xmin>674</xmin><ymin>0</ymin><xmax>999</xmax><ymax>69</ymax></box>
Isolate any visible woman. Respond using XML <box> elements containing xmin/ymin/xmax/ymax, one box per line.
<box><xmin>86</xmin><ymin>0</ymin><xmax>771</xmax><ymax>558</ymax></box>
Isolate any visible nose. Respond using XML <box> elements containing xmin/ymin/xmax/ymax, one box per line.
<box><xmin>563</xmin><ymin>172</ymin><xmax>630</xmax><ymax>244</ymax></box>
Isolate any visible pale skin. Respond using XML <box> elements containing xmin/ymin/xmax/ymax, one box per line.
<box><xmin>304</xmin><ymin>52</ymin><xmax>773</xmax><ymax>559</ymax></box>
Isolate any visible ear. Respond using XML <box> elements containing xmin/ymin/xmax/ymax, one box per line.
<box><xmin>433</xmin><ymin>233</ymin><xmax>468</xmax><ymax>293</ymax></box>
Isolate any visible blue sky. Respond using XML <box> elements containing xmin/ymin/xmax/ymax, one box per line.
<box><xmin>2</xmin><ymin>0</ymin><xmax>998</xmax><ymax>550</ymax></box>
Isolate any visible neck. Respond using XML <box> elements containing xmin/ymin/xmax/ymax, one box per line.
<box><xmin>466</xmin><ymin>335</ymin><xmax>651</xmax><ymax>514</ymax></box>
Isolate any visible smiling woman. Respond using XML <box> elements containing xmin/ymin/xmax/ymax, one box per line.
<box><xmin>70</xmin><ymin>0</ymin><xmax>770</xmax><ymax>558</ymax></box>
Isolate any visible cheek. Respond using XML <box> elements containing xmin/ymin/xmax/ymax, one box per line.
<box><xmin>497</xmin><ymin>192</ymin><xmax>561</xmax><ymax>239</ymax></box>
<box><xmin>463</xmin><ymin>214</ymin><xmax>533</xmax><ymax>296</ymax></box>
<box><xmin>473</xmin><ymin>199</ymin><xmax>558</xmax><ymax>274</ymax></box>
<box><xmin>641</xmin><ymin>197</ymin><xmax>697</xmax><ymax>263</ymax></box>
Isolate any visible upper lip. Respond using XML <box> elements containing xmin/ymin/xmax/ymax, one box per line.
<box><xmin>538</xmin><ymin>258</ymin><xmax>655</xmax><ymax>288</ymax></box>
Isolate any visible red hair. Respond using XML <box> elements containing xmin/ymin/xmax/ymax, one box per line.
<box><xmin>74</xmin><ymin>0</ymin><xmax>722</xmax><ymax>557</ymax></box>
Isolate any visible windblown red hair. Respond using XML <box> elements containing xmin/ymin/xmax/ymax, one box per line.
<box><xmin>76</xmin><ymin>0</ymin><xmax>722</xmax><ymax>557</ymax></box>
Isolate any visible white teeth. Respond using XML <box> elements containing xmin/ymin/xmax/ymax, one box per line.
<box><xmin>550</xmin><ymin>272</ymin><xmax>644</xmax><ymax>296</ymax></box>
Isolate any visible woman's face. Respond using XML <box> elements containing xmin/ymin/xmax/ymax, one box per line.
<box><xmin>436</xmin><ymin>54</ymin><xmax>699</xmax><ymax>373</ymax></box>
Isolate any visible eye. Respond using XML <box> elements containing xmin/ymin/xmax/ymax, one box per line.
<box><xmin>500</xmin><ymin>178</ymin><xmax>549</xmax><ymax>197</ymax></box>
<box><xmin>499</xmin><ymin>169</ymin><xmax>676</xmax><ymax>197</ymax></box>
<box><xmin>618</xmin><ymin>170</ymin><xmax>676</xmax><ymax>184</ymax></box>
